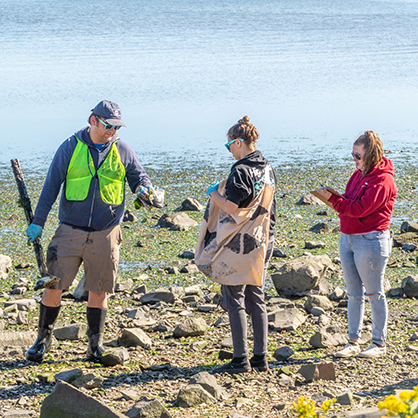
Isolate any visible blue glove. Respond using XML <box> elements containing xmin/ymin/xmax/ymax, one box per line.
<box><xmin>206</xmin><ymin>179</ymin><xmax>220</xmax><ymax>196</ymax></box>
<box><xmin>26</xmin><ymin>224</ymin><xmax>43</xmax><ymax>242</ymax></box>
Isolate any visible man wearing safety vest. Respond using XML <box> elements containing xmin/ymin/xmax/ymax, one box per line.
<box><xmin>25</xmin><ymin>100</ymin><xmax>158</xmax><ymax>363</ymax></box>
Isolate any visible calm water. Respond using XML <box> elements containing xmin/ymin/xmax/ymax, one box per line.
<box><xmin>1</xmin><ymin>0</ymin><xmax>418</xmax><ymax>169</ymax></box>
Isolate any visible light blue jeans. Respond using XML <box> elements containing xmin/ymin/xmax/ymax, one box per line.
<box><xmin>339</xmin><ymin>230</ymin><xmax>391</xmax><ymax>345</ymax></box>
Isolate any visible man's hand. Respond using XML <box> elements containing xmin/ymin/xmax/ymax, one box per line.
<box><xmin>206</xmin><ymin>180</ymin><xmax>220</xmax><ymax>196</ymax></box>
<box><xmin>26</xmin><ymin>224</ymin><xmax>43</xmax><ymax>242</ymax></box>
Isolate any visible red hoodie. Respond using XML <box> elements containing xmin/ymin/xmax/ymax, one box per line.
<box><xmin>328</xmin><ymin>156</ymin><xmax>397</xmax><ymax>234</ymax></box>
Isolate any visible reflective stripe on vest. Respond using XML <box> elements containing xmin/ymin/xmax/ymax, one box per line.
<box><xmin>66</xmin><ymin>136</ymin><xmax>126</xmax><ymax>205</ymax></box>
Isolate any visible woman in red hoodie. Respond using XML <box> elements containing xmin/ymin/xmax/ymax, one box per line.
<box><xmin>316</xmin><ymin>131</ymin><xmax>397</xmax><ymax>358</ymax></box>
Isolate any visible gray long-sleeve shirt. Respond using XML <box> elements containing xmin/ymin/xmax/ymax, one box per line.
<box><xmin>33</xmin><ymin>127</ymin><xmax>152</xmax><ymax>231</ymax></box>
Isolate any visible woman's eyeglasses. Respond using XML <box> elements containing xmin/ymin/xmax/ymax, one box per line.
<box><xmin>97</xmin><ymin>118</ymin><xmax>121</xmax><ymax>131</ymax></box>
<box><xmin>352</xmin><ymin>152</ymin><xmax>363</xmax><ymax>160</ymax></box>
<box><xmin>224</xmin><ymin>138</ymin><xmax>244</xmax><ymax>151</ymax></box>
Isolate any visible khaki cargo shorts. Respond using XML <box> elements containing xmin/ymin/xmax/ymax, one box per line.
<box><xmin>46</xmin><ymin>223</ymin><xmax>122</xmax><ymax>293</ymax></box>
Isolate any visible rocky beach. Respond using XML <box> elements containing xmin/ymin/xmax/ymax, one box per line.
<box><xmin>1</xmin><ymin>149</ymin><xmax>418</xmax><ymax>418</ymax></box>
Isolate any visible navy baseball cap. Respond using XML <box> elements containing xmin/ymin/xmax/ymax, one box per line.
<box><xmin>91</xmin><ymin>100</ymin><xmax>126</xmax><ymax>127</ymax></box>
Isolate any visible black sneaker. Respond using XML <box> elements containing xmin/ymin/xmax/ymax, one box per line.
<box><xmin>250</xmin><ymin>356</ymin><xmax>268</xmax><ymax>372</ymax></box>
<box><xmin>212</xmin><ymin>358</ymin><xmax>252</xmax><ymax>374</ymax></box>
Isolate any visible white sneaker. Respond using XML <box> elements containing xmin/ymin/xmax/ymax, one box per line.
<box><xmin>334</xmin><ymin>343</ymin><xmax>361</xmax><ymax>358</ymax></box>
<box><xmin>358</xmin><ymin>343</ymin><xmax>386</xmax><ymax>358</ymax></box>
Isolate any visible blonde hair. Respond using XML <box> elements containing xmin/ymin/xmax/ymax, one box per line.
<box><xmin>227</xmin><ymin>116</ymin><xmax>259</xmax><ymax>147</ymax></box>
<box><xmin>354</xmin><ymin>130</ymin><xmax>383</xmax><ymax>175</ymax></box>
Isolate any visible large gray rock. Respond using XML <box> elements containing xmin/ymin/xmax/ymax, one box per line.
<box><xmin>309</xmin><ymin>325</ymin><xmax>347</xmax><ymax>348</ymax></box>
<box><xmin>0</xmin><ymin>331</ymin><xmax>37</xmax><ymax>346</ymax></box>
<box><xmin>140</xmin><ymin>292</ymin><xmax>175</xmax><ymax>305</ymax></box>
<box><xmin>0</xmin><ymin>254</ymin><xmax>12</xmax><ymax>274</ymax></box>
<box><xmin>126</xmin><ymin>398</ymin><xmax>172</xmax><ymax>418</ymax></box>
<box><xmin>393</xmin><ymin>232</ymin><xmax>418</xmax><ymax>248</ymax></box>
<box><xmin>100</xmin><ymin>347</ymin><xmax>130</xmax><ymax>367</ymax></box>
<box><xmin>402</xmin><ymin>275</ymin><xmax>418</xmax><ymax>298</ymax></box>
<box><xmin>73</xmin><ymin>276</ymin><xmax>89</xmax><ymax>301</ymax></box>
<box><xmin>304</xmin><ymin>295</ymin><xmax>334</xmax><ymax>312</ymax></box>
<box><xmin>273</xmin><ymin>346</ymin><xmax>294</xmax><ymax>361</ymax></box>
<box><xmin>298</xmin><ymin>362</ymin><xmax>336</xmax><ymax>382</ymax></box>
<box><xmin>268</xmin><ymin>308</ymin><xmax>307</xmax><ymax>331</ymax></box>
<box><xmin>55</xmin><ymin>368</ymin><xmax>83</xmax><ymax>383</ymax></box>
<box><xmin>54</xmin><ymin>323</ymin><xmax>87</xmax><ymax>340</ymax></box>
<box><xmin>173</xmin><ymin>317</ymin><xmax>207</xmax><ymax>337</ymax></box>
<box><xmin>3</xmin><ymin>410</ymin><xmax>34</xmax><ymax>418</ymax></box>
<box><xmin>271</xmin><ymin>254</ymin><xmax>332</xmax><ymax>296</ymax></box>
<box><xmin>72</xmin><ymin>373</ymin><xmax>104</xmax><ymax>390</ymax></box>
<box><xmin>158</xmin><ymin>213</ymin><xmax>198</xmax><ymax>230</ymax></box>
<box><xmin>177</xmin><ymin>384</ymin><xmax>216</xmax><ymax>407</ymax></box>
<box><xmin>296</xmin><ymin>194</ymin><xmax>324</xmax><ymax>206</ymax></box>
<box><xmin>401</xmin><ymin>221</ymin><xmax>418</xmax><ymax>233</ymax></box>
<box><xmin>40</xmin><ymin>380</ymin><xmax>125</xmax><ymax>417</ymax></box>
<box><xmin>4</xmin><ymin>299</ymin><xmax>37</xmax><ymax>311</ymax></box>
<box><xmin>114</xmin><ymin>279</ymin><xmax>133</xmax><ymax>292</ymax></box>
<box><xmin>119</xmin><ymin>328</ymin><xmax>152</xmax><ymax>348</ymax></box>
<box><xmin>176</xmin><ymin>198</ymin><xmax>204</xmax><ymax>212</ymax></box>
<box><xmin>189</xmin><ymin>372</ymin><xmax>227</xmax><ymax>400</ymax></box>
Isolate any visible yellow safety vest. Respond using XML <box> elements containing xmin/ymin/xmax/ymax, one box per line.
<box><xmin>65</xmin><ymin>136</ymin><xmax>126</xmax><ymax>205</ymax></box>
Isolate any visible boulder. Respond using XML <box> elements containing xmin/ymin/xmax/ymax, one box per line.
<box><xmin>173</xmin><ymin>318</ymin><xmax>207</xmax><ymax>337</ymax></box>
<box><xmin>402</xmin><ymin>275</ymin><xmax>418</xmax><ymax>298</ymax></box>
<box><xmin>304</xmin><ymin>241</ymin><xmax>326</xmax><ymax>249</ymax></box>
<box><xmin>0</xmin><ymin>331</ymin><xmax>37</xmax><ymax>346</ymax></box>
<box><xmin>309</xmin><ymin>223</ymin><xmax>329</xmax><ymax>234</ymax></box>
<box><xmin>114</xmin><ymin>279</ymin><xmax>133</xmax><ymax>292</ymax></box>
<box><xmin>54</xmin><ymin>324</ymin><xmax>87</xmax><ymax>340</ymax></box>
<box><xmin>55</xmin><ymin>368</ymin><xmax>83</xmax><ymax>383</ymax></box>
<box><xmin>271</xmin><ymin>254</ymin><xmax>332</xmax><ymax>296</ymax></box>
<box><xmin>329</xmin><ymin>286</ymin><xmax>346</xmax><ymax>301</ymax></box>
<box><xmin>3</xmin><ymin>411</ymin><xmax>33</xmax><ymax>418</ymax></box>
<box><xmin>158</xmin><ymin>213</ymin><xmax>198</xmax><ymax>231</ymax></box>
<box><xmin>73</xmin><ymin>276</ymin><xmax>88</xmax><ymax>301</ymax></box>
<box><xmin>126</xmin><ymin>398</ymin><xmax>172</xmax><ymax>418</ymax></box>
<box><xmin>304</xmin><ymin>295</ymin><xmax>334</xmax><ymax>312</ymax></box>
<box><xmin>40</xmin><ymin>381</ymin><xmax>125</xmax><ymax>417</ymax></box>
<box><xmin>296</xmin><ymin>194</ymin><xmax>324</xmax><ymax>206</ymax></box>
<box><xmin>123</xmin><ymin>210</ymin><xmax>137</xmax><ymax>223</ymax></box>
<box><xmin>401</xmin><ymin>221</ymin><xmax>418</xmax><ymax>233</ymax></box>
<box><xmin>100</xmin><ymin>347</ymin><xmax>130</xmax><ymax>367</ymax></box>
<box><xmin>178</xmin><ymin>250</ymin><xmax>195</xmax><ymax>260</ymax></box>
<box><xmin>177</xmin><ymin>384</ymin><xmax>216</xmax><ymax>407</ymax></box>
<box><xmin>298</xmin><ymin>362</ymin><xmax>336</xmax><ymax>382</ymax></box>
<box><xmin>140</xmin><ymin>292</ymin><xmax>175</xmax><ymax>305</ymax></box>
<box><xmin>0</xmin><ymin>254</ymin><xmax>12</xmax><ymax>274</ymax></box>
<box><xmin>189</xmin><ymin>372</ymin><xmax>227</xmax><ymax>400</ymax></box>
<box><xmin>180</xmin><ymin>264</ymin><xmax>200</xmax><ymax>274</ymax></box>
<box><xmin>175</xmin><ymin>198</ymin><xmax>204</xmax><ymax>212</ymax></box>
<box><xmin>273</xmin><ymin>346</ymin><xmax>294</xmax><ymax>361</ymax></box>
<box><xmin>72</xmin><ymin>373</ymin><xmax>104</xmax><ymax>390</ymax></box>
<box><xmin>336</xmin><ymin>391</ymin><xmax>353</xmax><ymax>406</ymax></box>
<box><xmin>393</xmin><ymin>232</ymin><xmax>418</xmax><ymax>248</ymax></box>
<box><xmin>268</xmin><ymin>308</ymin><xmax>307</xmax><ymax>331</ymax></box>
<box><xmin>309</xmin><ymin>325</ymin><xmax>347</xmax><ymax>348</ymax></box>
<box><xmin>119</xmin><ymin>328</ymin><xmax>152</xmax><ymax>348</ymax></box>
<box><xmin>4</xmin><ymin>299</ymin><xmax>37</xmax><ymax>311</ymax></box>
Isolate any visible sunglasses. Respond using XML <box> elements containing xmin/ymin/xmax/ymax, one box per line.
<box><xmin>97</xmin><ymin>117</ymin><xmax>121</xmax><ymax>131</ymax></box>
<box><xmin>351</xmin><ymin>152</ymin><xmax>363</xmax><ymax>160</ymax></box>
<box><xmin>224</xmin><ymin>138</ymin><xmax>244</xmax><ymax>151</ymax></box>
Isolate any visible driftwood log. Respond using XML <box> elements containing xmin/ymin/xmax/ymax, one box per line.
<box><xmin>11</xmin><ymin>158</ymin><xmax>59</xmax><ymax>290</ymax></box>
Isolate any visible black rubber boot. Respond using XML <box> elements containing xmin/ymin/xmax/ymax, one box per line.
<box><xmin>212</xmin><ymin>356</ymin><xmax>252</xmax><ymax>375</ymax></box>
<box><xmin>86</xmin><ymin>307</ymin><xmax>107</xmax><ymax>363</ymax></box>
<box><xmin>26</xmin><ymin>303</ymin><xmax>60</xmax><ymax>363</ymax></box>
<box><xmin>250</xmin><ymin>354</ymin><xmax>268</xmax><ymax>372</ymax></box>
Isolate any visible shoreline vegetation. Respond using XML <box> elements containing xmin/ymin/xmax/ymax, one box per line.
<box><xmin>1</xmin><ymin>149</ymin><xmax>418</xmax><ymax>417</ymax></box>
